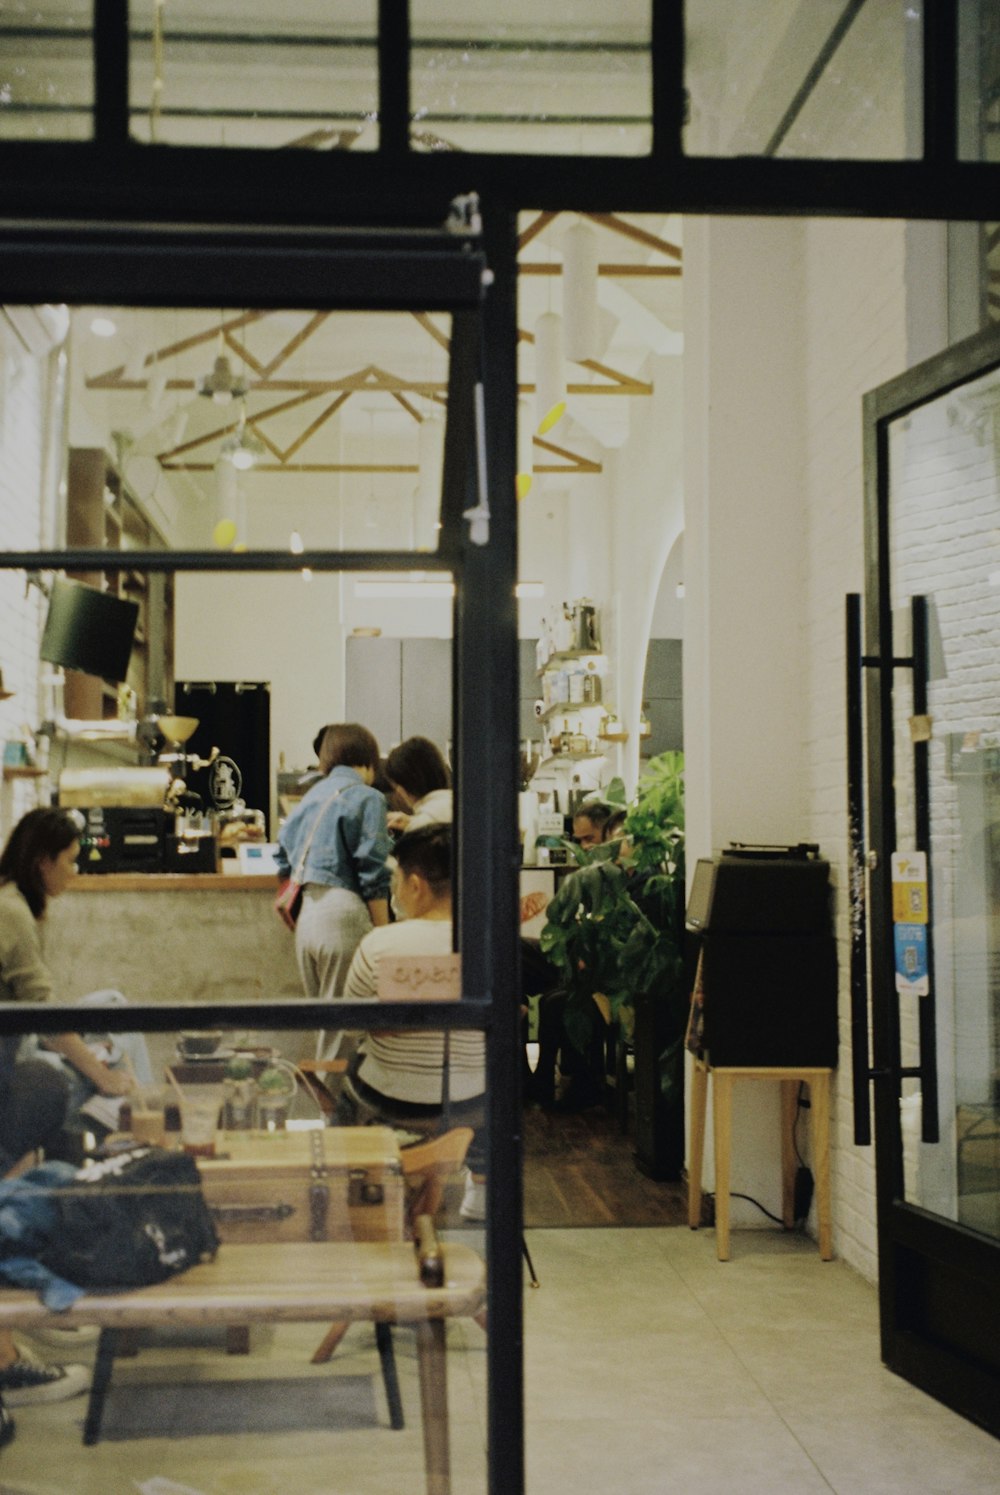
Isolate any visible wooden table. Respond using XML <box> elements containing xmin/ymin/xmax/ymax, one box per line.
<box><xmin>0</xmin><ymin>1240</ymin><xmax>486</xmax><ymax>1495</ymax></box>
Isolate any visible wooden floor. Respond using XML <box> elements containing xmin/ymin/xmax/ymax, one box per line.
<box><xmin>522</xmin><ymin>1100</ymin><xmax>688</xmax><ymax>1229</ymax></box>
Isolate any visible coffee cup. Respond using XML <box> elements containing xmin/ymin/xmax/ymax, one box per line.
<box><xmin>179</xmin><ymin>1087</ymin><xmax>222</xmax><ymax>1157</ymax></box>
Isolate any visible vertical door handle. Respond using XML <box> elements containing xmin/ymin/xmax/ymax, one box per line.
<box><xmin>846</xmin><ymin>593</ymin><xmax>872</xmax><ymax>1145</ymax></box>
<box><xmin>910</xmin><ymin>595</ymin><xmax>940</xmax><ymax>1144</ymax></box>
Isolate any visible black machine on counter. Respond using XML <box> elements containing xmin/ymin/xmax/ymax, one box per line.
<box><xmin>56</xmin><ymin>712</ymin><xmax>239</xmax><ymax>874</ymax></box>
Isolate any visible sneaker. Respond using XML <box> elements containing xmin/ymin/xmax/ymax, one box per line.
<box><xmin>0</xmin><ymin>1345</ymin><xmax>90</xmax><ymax>1407</ymax></box>
<box><xmin>0</xmin><ymin>1399</ymin><xmax>14</xmax><ymax>1448</ymax></box>
<box><xmin>459</xmin><ymin>1171</ymin><xmax>487</xmax><ymax>1223</ymax></box>
<box><xmin>15</xmin><ymin>1323</ymin><xmax>100</xmax><ymax>1352</ymax></box>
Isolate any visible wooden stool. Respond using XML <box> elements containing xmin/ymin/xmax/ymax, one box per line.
<box><xmin>688</xmin><ymin>1060</ymin><xmax>833</xmax><ymax>1261</ymax></box>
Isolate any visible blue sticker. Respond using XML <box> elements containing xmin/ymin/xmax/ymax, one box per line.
<box><xmin>894</xmin><ymin>922</ymin><xmax>929</xmax><ymax>994</ymax></box>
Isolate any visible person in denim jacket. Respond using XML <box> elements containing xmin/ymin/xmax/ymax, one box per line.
<box><xmin>277</xmin><ymin>722</ymin><xmax>391</xmax><ymax>1002</ymax></box>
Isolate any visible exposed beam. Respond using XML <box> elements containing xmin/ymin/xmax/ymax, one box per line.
<box><xmin>518</xmin><ymin>211</ymin><xmax>559</xmax><ymax>250</ymax></box>
<box><xmin>532</xmin><ymin>435</ymin><xmax>602</xmax><ymax>474</ymax></box>
<box><xmin>583</xmin><ymin>212</ymin><xmax>682</xmax><ymax>262</ymax></box>
<box><xmin>161</xmin><ymin>462</ymin><xmax>420</xmax><ymax>473</ymax></box>
<box><xmin>520</xmin><ymin>262</ymin><xmax>681</xmax><ymax>278</ymax></box>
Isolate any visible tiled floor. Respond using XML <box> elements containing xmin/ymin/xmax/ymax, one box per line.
<box><xmin>1</xmin><ymin>1226</ymin><xmax>996</xmax><ymax>1493</ymax></box>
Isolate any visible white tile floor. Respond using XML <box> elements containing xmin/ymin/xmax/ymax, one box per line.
<box><xmin>1</xmin><ymin>1226</ymin><xmax>997</xmax><ymax>1494</ymax></box>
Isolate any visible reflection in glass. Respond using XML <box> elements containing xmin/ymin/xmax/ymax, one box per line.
<box><xmin>685</xmin><ymin>0</ymin><xmax>920</xmax><ymax>159</ymax></box>
<box><xmin>0</xmin><ymin>305</ymin><xmax>450</xmax><ymax>556</ymax></box>
<box><xmin>0</xmin><ymin>0</ymin><xmax>94</xmax><ymax>141</ymax></box>
<box><xmin>128</xmin><ymin>0</ymin><xmax>378</xmax><ymax>149</ymax></box>
<box><xmin>410</xmin><ymin>0</ymin><xmax>651</xmax><ymax>156</ymax></box>
<box><xmin>888</xmin><ymin>368</ymin><xmax>1000</xmax><ymax>1241</ymax></box>
<box><xmin>959</xmin><ymin>0</ymin><xmax>1000</xmax><ymax>164</ymax></box>
<box><xmin>0</xmin><ymin>1011</ymin><xmax>488</xmax><ymax>1488</ymax></box>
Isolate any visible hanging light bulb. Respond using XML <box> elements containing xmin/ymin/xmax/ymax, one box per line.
<box><xmin>516</xmin><ymin>399</ymin><xmax>534</xmax><ymax>500</ymax></box>
<box><xmin>218</xmin><ymin>404</ymin><xmax>266</xmax><ymax>470</ymax></box>
<box><xmin>534</xmin><ymin>312</ymin><xmax>566</xmax><ymax>436</ymax></box>
<box><xmin>562</xmin><ymin>219</ymin><xmax>599</xmax><ymax>363</ymax></box>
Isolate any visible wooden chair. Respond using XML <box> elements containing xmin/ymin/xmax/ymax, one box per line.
<box><xmin>311</xmin><ymin>1126</ymin><xmax>474</xmax><ymax>1373</ymax></box>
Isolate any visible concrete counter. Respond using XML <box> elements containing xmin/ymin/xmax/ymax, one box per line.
<box><xmin>48</xmin><ymin>876</ymin><xmax>301</xmax><ymax>1005</ymax></box>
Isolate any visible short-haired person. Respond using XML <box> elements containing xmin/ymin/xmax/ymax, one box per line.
<box><xmin>572</xmin><ymin>801</ymin><xmax>612</xmax><ymax>850</ymax></box>
<box><xmin>336</xmin><ymin>825</ymin><xmax>487</xmax><ymax>1221</ymax></box>
<box><xmin>277</xmin><ymin>723</ymin><xmax>391</xmax><ymax>1002</ymax></box>
<box><xmin>384</xmin><ymin>736</ymin><xmax>451</xmax><ymax>834</ymax></box>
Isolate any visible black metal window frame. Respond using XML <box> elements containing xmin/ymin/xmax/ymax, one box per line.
<box><xmin>0</xmin><ymin>0</ymin><xmax>995</xmax><ymax>225</ymax></box>
<box><xmin>0</xmin><ymin>215</ymin><xmax>526</xmax><ymax>1493</ymax></box>
<box><xmin>862</xmin><ymin>319</ymin><xmax>1000</xmax><ymax>1435</ymax></box>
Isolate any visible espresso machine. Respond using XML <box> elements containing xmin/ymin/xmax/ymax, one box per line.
<box><xmin>155</xmin><ymin>715</ymin><xmax>222</xmax><ymax>872</ymax></box>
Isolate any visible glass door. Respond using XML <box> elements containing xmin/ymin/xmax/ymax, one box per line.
<box><xmin>861</xmin><ymin>325</ymin><xmax>1000</xmax><ymax>1435</ymax></box>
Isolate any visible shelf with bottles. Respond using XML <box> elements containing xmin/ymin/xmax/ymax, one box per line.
<box><xmin>538</xmin><ymin>750</ymin><xmax>608</xmax><ymax>768</ymax></box>
<box><xmin>534</xmin><ymin>599</ymin><xmax>602</xmax><ymax>673</ymax></box>
<box><xmin>536</xmin><ymin>698</ymin><xmax>608</xmax><ymax>725</ymax></box>
<box><xmin>536</xmin><ymin>649</ymin><xmax>607</xmax><ymax>679</ymax></box>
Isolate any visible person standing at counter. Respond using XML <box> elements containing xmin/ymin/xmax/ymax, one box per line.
<box><xmin>277</xmin><ymin>722</ymin><xmax>391</xmax><ymax>1002</ymax></box>
<box><xmin>385</xmin><ymin>736</ymin><xmax>451</xmax><ymax>834</ymax></box>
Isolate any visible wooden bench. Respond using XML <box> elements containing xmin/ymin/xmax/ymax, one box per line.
<box><xmin>0</xmin><ymin>1238</ymin><xmax>486</xmax><ymax>1495</ymax></box>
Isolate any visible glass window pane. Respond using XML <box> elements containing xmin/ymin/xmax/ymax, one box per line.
<box><xmin>959</xmin><ymin>0</ymin><xmax>1000</xmax><ymax>163</ymax></box>
<box><xmin>685</xmin><ymin>0</ymin><xmax>921</xmax><ymax>160</ymax></box>
<box><xmin>0</xmin><ymin>1</ymin><xmax>93</xmax><ymax>141</ymax></box>
<box><xmin>0</xmin><ymin>1014</ymin><xmax>488</xmax><ymax>1489</ymax></box>
<box><xmin>410</xmin><ymin>1</ymin><xmax>651</xmax><ymax>156</ymax></box>
<box><xmin>0</xmin><ymin>304</ymin><xmax>450</xmax><ymax>559</ymax></box>
<box><xmin>887</xmin><ymin>364</ymin><xmax>1000</xmax><ymax>1241</ymax></box>
<box><xmin>128</xmin><ymin>1</ymin><xmax>378</xmax><ymax>148</ymax></box>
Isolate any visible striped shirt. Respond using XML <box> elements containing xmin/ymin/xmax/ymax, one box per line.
<box><xmin>345</xmin><ymin>919</ymin><xmax>484</xmax><ymax>1104</ymax></box>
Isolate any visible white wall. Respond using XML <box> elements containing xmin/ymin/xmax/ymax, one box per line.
<box><xmin>0</xmin><ymin>323</ymin><xmax>53</xmax><ymax>838</ymax></box>
<box><xmin>683</xmin><ymin>214</ymin><xmax>810</xmax><ymax>1229</ymax></box>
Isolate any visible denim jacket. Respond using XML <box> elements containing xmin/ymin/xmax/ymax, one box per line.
<box><xmin>276</xmin><ymin>766</ymin><xmax>391</xmax><ymax>904</ymax></box>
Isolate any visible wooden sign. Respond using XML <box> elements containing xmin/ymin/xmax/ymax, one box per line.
<box><xmin>376</xmin><ymin>953</ymin><xmax>462</xmax><ymax>1002</ymax></box>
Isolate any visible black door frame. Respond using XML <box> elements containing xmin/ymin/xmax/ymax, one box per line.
<box><xmin>0</xmin><ymin>217</ymin><xmax>526</xmax><ymax>1493</ymax></box>
<box><xmin>862</xmin><ymin>321</ymin><xmax>1000</xmax><ymax>1437</ymax></box>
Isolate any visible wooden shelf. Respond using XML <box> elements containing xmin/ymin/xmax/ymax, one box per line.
<box><xmin>537</xmin><ymin>700</ymin><xmax>605</xmax><ymax>723</ymax></box>
<box><xmin>2</xmin><ymin>765</ymin><xmax>48</xmax><ymax>780</ymax></box>
<box><xmin>538</xmin><ymin>751</ymin><xmax>608</xmax><ymax>767</ymax></box>
<box><xmin>536</xmin><ymin>650</ymin><xmax>605</xmax><ymax>678</ymax></box>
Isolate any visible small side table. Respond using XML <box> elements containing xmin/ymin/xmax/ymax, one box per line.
<box><xmin>688</xmin><ymin>1060</ymin><xmax>833</xmax><ymax>1261</ymax></box>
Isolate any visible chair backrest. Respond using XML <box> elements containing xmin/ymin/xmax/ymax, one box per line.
<box><xmin>400</xmin><ymin>1126</ymin><xmax>474</xmax><ymax>1233</ymax></box>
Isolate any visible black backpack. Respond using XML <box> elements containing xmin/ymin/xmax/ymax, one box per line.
<box><xmin>39</xmin><ymin>1146</ymin><xmax>220</xmax><ymax>1289</ymax></box>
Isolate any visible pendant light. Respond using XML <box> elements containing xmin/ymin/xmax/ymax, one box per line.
<box><xmin>218</xmin><ymin>403</ymin><xmax>265</xmax><ymax>470</ymax></box>
<box><xmin>562</xmin><ymin>220</ymin><xmax>599</xmax><ymax>363</ymax></box>
<box><xmin>534</xmin><ymin>311</ymin><xmax>566</xmax><ymax>436</ymax></box>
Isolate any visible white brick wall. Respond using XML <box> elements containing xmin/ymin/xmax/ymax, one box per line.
<box><xmin>800</xmin><ymin>217</ymin><xmax>910</xmax><ymax>1281</ymax></box>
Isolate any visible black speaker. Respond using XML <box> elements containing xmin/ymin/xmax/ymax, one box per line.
<box><xmin>689</xmin><ymin>850</ymin><xmax>838</xmax><ymax>1069</ymax></box>
<box><xmin>700</xmin><ymin>931</ymin><xmax>838</xmax><ymax>1067</ymax></box>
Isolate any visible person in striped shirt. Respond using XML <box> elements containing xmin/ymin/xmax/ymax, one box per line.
<box><xmin>336</xmin><ymin>825</ymin><xmax>487</xmax><ymax>1220</ymax></box>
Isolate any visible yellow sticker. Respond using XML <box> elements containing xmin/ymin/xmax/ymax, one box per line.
<box><xmin>892</xmin><ymin>882</ymin><xmax>928</xmax><ymax>923</ymax></box>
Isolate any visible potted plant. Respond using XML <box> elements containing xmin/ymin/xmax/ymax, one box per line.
<box><xmin>538</xmin><ymin>751</ymin><xmax>687</xmax><ymax>1179</ymax></box>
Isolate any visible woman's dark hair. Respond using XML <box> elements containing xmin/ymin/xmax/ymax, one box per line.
<box><xmin>0</xmin><ymin>807</ymin><xmax>81</xmax><ymax>918</ymax></box>
<box><xmin>318</xmin><ymin>722</ymin><xmax>381</xmax><ymax>776</ymax></box>
<box><xmin>385</xmin><ymin>736</ymin><xmax>450</xmax><ymax>803</ymax></box>
<box><xmin>312</xmin><ymin>723</ymin><xmax>334</xmax><ymax>761</ymax></box>
<box><xmin>393</xmin><ymin>824</ymin><xmax>451</xmax><ymax>897</ymax></box>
